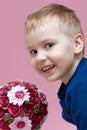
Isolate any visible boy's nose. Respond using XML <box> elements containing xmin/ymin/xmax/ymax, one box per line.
<box><xmin>37</xmin><ymin>53</ymin><xmax>47</xmax><ymax>62</ymax></box>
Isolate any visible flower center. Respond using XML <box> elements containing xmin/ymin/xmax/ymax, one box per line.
<box><xmin>17</xmin><ymin>121</ymin><xmax>26</xmax><ymax>128</ymax></box>
<box><xmin>15</xmin><ymin>91</ymin><xmax>25</xmax><ymax>99</ymax></box>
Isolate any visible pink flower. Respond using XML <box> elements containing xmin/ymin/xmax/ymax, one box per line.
<box><xmin>9</xmin><ymin>116</ymin><xmax>32</xmax><ymax>130</ymax></box>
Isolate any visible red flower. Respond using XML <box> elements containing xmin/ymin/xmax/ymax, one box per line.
<box><xmin>30</xmin><ymin>96</ymin><xmax>41</xmax><ymax>106</ymax></box>
<box><xmin>32</xmin><ymin>114</ymin><xmax>42</xmax><ymax>129</ymax></box>
<box><xmin>38</xmin><ymin>92</ymin><xmax>46</xmax><ymax>102</ymax></box>
<box><xmin>0</xmin><ymin>95</ymin><xmax>9</xmax><ymax>109</ymax></box>
<box><xmin>8</xmin><ymin>104</ymin><xmax>22</xmax><ymax>117</ymax></box>
<box><xmin>0</xmin><ymin>120</ymin><xmax>10</xmax><ymax>130</ymax></box>
<box><xmin>0</xmin><ymin>87</ymin><xmax>9</xmax><ymax>95</ymax></box>
<box><xmin>39</xmin><ymin>103</ymin><xmax>48</xmax><ymax>115</ymax></box>
<box><xmin>25</xmin><ymin>83</ymin><xmax>38</xmax><ymax>96</ymax></box>
<box><xmin>23</xmin><ymin>104</ymin><xmax>34</xmax><ymax>119</ymax></box>
<box><xmin>0</xmin><ymin>108</ymin><xmax>5</xmax><ymax>121</ymax></box>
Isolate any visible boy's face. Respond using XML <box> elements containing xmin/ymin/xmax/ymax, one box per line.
<box><xmin>25</xmin><ymin>20</ymin><xmax>77</xmax><ymax>84</ymax></box>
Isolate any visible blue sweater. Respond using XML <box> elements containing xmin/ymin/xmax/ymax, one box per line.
<box><xmin>57</xmin><ymin>57</ymin><xmax>87</xmax><ymax>130</ymax></box>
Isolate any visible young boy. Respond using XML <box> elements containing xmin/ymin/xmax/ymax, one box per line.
<box><xmin>24</xmin><ymin>3</ymin><xmax>87</xmax><ymax>130</ymax></box>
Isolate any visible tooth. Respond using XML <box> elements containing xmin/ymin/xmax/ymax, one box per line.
<box><xmin>51</xmin><ymin>65</ymin><xmax>53</xmax><ymax>68</ymax></box>
<box><xmin>41</xmin><ymin>65</ymin><xmax>54</xmax><ymax>71</ymax></box>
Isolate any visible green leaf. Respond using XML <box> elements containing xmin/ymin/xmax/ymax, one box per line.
<box><xmin>34</xmin><ymin>105</ymin><xmax>40</xmax><ymax>114</ymax></box>
<box><xmin>35</xmin><ymin>125</ymin><xmax>40</xmax><ymax>130</ymax></box>
<box><xmin>21</xmin><ymin>113</ymin><xmax>25</xmax><ymax>117</ymax></box>
<box><xmin>8</xmin><ymin>117</ymin><xmax>14</xmax><ymax>123</ymax></box>
<box><xmin>31</xmin><ymin>84</ymin><xmax>36</xmax><ymax>87</ymax></box>
<box><xmin>24</xmin><ymin>101</ymin><xmax>30</xmax><ymax>104</ymax></box>
<box><xmin>4</xmin><ymin>114</ymin><xmax>10</xmax><ymax>121</ymax></box>
<box><xmin>4</xmin><ymin>114</ymin><xmax>14</xmax><ymax>123</ymax></box>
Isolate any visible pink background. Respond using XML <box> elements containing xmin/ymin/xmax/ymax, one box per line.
<box><xmin>0</xmin><ymin>0</ymin><xmax>87</xmax><ymax>130</ymax></box>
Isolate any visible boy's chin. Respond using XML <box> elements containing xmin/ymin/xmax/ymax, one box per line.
<box><xmin>45</xmin><ymin>76</ymin><xmax>58</xmax><ymax>82</ymax></box>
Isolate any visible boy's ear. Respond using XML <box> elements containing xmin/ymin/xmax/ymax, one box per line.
<box><xmin>74</xmin><ymin>33</ymin><xmax>84</xmax><ymax>54</ymax></box>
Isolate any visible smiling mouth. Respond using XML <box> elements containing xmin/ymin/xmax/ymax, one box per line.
<box><xmin>41</xmin><ymin>65</ymin><xmax>55</xmax><ymax>73</ymax></box>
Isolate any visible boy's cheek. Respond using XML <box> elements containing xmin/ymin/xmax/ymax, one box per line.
<box><xmin>31</xmin><ymin>61</ymin><xmax>35</xmax><ymax>68</ymax></box>
<box><xmin>31</xmin><ymin>61</ymin><xmax>37</xmax><ymax>71</ymax></box>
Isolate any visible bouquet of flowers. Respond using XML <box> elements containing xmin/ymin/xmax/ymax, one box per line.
<box><xmin>0</xmin><ymin>80</ymin><xmax>48</xmax><ymax>130</ymax></box>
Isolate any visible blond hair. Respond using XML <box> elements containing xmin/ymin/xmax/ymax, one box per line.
<box><xmin>24</xmin><ymin>3</ymin><xmax>84</xmax><ymax>53</ymax></box>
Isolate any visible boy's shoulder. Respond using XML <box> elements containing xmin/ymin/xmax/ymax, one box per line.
<box><xmin>71</xmin><ymin>57</ymin><xmax>87</xmax><ymax>82</ymax></box>
<box><xmin>66</xmin><ymin>57</ymin><xmax>87</xmax><ymax>91</ymax></box>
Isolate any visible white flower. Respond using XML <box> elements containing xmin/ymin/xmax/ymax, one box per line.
<box><xmin>0</xmin><ymin>85</ymin><xmax>3</xmax><ymax>89</ymax></box>
<box><xmin>7</xmin><ymin>85</ymin><xmax>30</xmax><ymax>106</ymax></box>
<box><xmin>9</xmin><ymin>116</ymin><xmax>32</xmax><ymax>130</ymax></box>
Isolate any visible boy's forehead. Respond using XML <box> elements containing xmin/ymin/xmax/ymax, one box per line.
<box><xmin>26</xmin><ymin>16</ymin><xmax>60</xmax><ymax>34</ymax></box>
<box><xmin>26</xmin><ymin>19</ymin><xmax>61</xmax><ymax>40</ymax></box>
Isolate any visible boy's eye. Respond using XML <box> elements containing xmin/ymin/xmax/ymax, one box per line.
<box><xmin>45</xmin><ymin>43</ymin><xmax>54</xmax><ymax>49</ymax></box>
<box><xmin>30</xmin><ymin>50</ymin><xmax>37</xmax><ymax>55</ymax></box>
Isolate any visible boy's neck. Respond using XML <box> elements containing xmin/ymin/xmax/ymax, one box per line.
<box><xmin>62</xmin><ymin>55</ymin><xmax>83</xmax><ymax>85</ymax></box>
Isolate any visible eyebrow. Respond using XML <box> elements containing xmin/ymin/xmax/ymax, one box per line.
<box><xmin>27</xmin><ymin>38</ymin><xmax>56</xmax><ymax>50</ymax></box>
<box><xmin>41</xmin><ymin>39</ymin><xmax>56</xmax><ymax>43</ymax></box>
<box><xmin>27</xmin><ymin>46</ymin><xmax>32</xmax><ymax>50</ymax></box>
